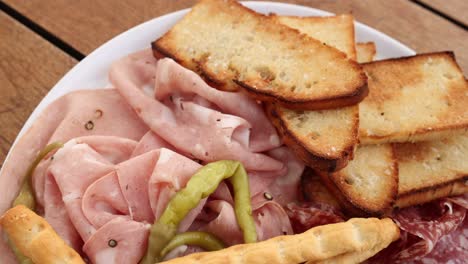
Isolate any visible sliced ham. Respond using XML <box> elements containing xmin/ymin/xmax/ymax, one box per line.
<box><xmin>83</xmin><ymin>218</ymin><xmax>149</xmax><ymax>264</ymax></box>
<box><xmin>1</xmin><ymin>89</ymin><xmax>147</xmax><ymax>218</ymax></box>
<box><xmin>198</xmin><ymin>199</ymin><xmax>293</xmax><ymax>246</ymax></box>
<box><xmin>34</xmin><ymin>136</ymin><xmax>209</xmax><ymax>263</ymax></box>
<box><xmin>48</xmin><ymin>137</ymin><xmax>135</xmax><ymax>241</ymax></box>
<box><xmin>131</xmin><ymin>131</ymin><xmax>174</xmax><ymax>157</ymax></box>
<box><xmin>259</xmin><ymin>147</ymin><xmax>305</xmax><ymax>206</ymax></box>
<box><xmin>253</xmin><ymin>201</ymin><xmax>293</xmax><ymax>240</ymax></box>
<box><xmin>82</xmin><ymin>172</ymin><xmax>130</xmax><ymax>228</ymax></box>
<box><xmin>153</xmin><ymin>58</ymin><xmax>281</xmax><ymax>152</ymax></box>
<box><xmin>200</xmin><ymin>200</ymin><xmax>244</xmax><ymax>246</ymax></box>
<box><xmin>109</xmin><ymin>50</ymin><xmax>283</xmax><ymax>171</ymax></box>
<box><xmin>0</xmin><ymin>49</ymin><xmax>308</xmax><ymax>264</ymax></box>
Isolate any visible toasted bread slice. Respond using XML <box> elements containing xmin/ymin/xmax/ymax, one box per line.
<box><xmin>394</xmin><ymin>133</ymin><xmax>468</xmax><ymax>208</ymax></box>
<box><xmin>275</xmin><ymin>14</ymin><xmax>357</xmax><ymax>60</ymax></box>
<box><xmin>359</xmin><ymin>52</ymin><xmax>468</xmax><ymax>144</ymax></box>
<box><xmin>152</xmin><ymin>0</ymin><xmax>368</xmax><ymax>110</ymax></box>
<box><xmin>267</xmin><ymin>104</ymin><xmax>358</xmax><ymax>172</ymax></box>
<box><xmin>356</xmin><ymin>42</ymin><xmax>376</xmax><ymax>63</ymax></box>
<box><xmin>267</xmin><ymin>14</ymin><xmax>360</xmax><ymax>172</ymax></box>
<box><xmin>316</xmin><ymin>144</ymin><xmax>398</xmax><ymax>216</ymax></box>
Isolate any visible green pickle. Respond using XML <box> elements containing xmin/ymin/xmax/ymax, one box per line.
<box><xmin>141</xmin><ymin>160</ymin><xmax>256</xmax><ymax>263</ymax></box>
<box><xmin>12</xmin><ymin>142</ymin><xmax>64</xmax><ymax>210</ymax></box>
<box><xmin>160</xmin><ymin>231</ymin><xmax>225</xmax><ymax>258</ymax></box>
<box><xmin>9</xmin><ymin>142</ymin><xmax>63</xmax><ymax>263</ymax></box>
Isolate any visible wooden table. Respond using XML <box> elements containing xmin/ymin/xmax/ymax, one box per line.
<box><xmin>1</xmin><ymin>0</ymin><xmax>467</xmax><ymax>166</ymax></box>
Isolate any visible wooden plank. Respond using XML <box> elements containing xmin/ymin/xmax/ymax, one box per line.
<box><xmin>0</xmin><ymin>11</ymin><xmax>76</xmax><ymax>166</ymax></box>
<box><xmin>4</xmin><ymin>0</ymin><xmax>467</xmax><ymax>74</ymax></box>
<box><xmin>417</xmin><ymin>0</ymin><xmax>468</xmax><ymax>27</ymax></box>
<box><xmin>4</xmin><ymin>0</ymin><xmax>197</xmax><ymax>55</ymax></box>
<box><xmin>279</xmin><ymin>0</ymin><xmax>468</xmax><ymax>74</ymax></box>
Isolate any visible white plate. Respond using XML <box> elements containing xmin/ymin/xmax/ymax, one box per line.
<box><xmin>4</xmin><ymin>1</ymin><xmax>415</xmax><ymax>169</ymax></box>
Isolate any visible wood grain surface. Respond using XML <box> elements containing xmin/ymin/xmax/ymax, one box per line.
<box><xmin>3</xmin><ymin>0</ymin><xmax>468</xmax><ymax>74</ymax></box>
<box><xmin>418</xmin><ymin>0</ymin><xmax>468</xmax><ymax>26</ymax></box>
<box><xmin>1</xmin><ymin>0</ymin><xmax>467</xmax><ymax>166</ymax></box>
<box><xmin>0</xmin><ymin>11</ymin><xmax>76</xmax><ymax>166</ymax></box>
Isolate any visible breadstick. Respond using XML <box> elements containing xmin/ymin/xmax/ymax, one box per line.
<box><xmin>161</xmin><ymin>218</ymin><xmax>399</xmax><ymax>264</ymax></box>
<box><xmin>0</xmin><ymin>205</ymin><xmax>85</xmax><ymax>264</ymax></box>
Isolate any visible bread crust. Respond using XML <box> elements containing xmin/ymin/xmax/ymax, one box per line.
<box><xmin>161</xmin><ymin>218</ymin><xmax>399</xmax><ymax>264</ymax></box>
<box><xmin>315</xmin><ymin>144</ymin><xmax>399</xmax><ymax>217</ymax></box>
<box><xmin>359</xmin><ymin>52</ymin><xmax>468</xmax><ymax>144</ymax></box>
<box><xmin>396</xmin><ymin>177</ymin><xmax>468</xmax><ymax>208</ymax></box>
<box><xmin>356</xmin><ymin>42</ymin><xmax>376</xmax><ymax>63</ymax></box>
<box><xmin>152</xmin><ymin>0</ymin><xmax>368</xmax><ymax>109</ymax></box>
<box><xmin>265</xmin><ymin>103</ymin><xmax>357</xmax><ymax>172</ymax></box>
<box><xmin>237</xmin><ymin>80</ymin><xmax>369</xmax><ymax>111</ymax></box>
<box><xmin>394</xmin><ymin>133</ymin><xmax>468</xmax><ymax>208</ymax></box>
<box><xmin>1</xmin><ymin>205</ymin><xmax>85</xmax><ymax>264</ymax></box>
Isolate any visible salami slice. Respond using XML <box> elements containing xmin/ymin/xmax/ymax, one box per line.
<box><xmin>285</xmin><ymin>202</ymin><xmax>344</xmax><ymax>234</ymax></box>
<box><xmin>371</xmin><ymin>195</ymin><xmax>467</xmax><ymax>263</ymax></box>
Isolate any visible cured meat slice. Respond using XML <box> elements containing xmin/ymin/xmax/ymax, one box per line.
<box><xmin>285</xmin><ymin>202</ymin><xmax>345</xmax><ymax>234</ymax></box>
<box><xmin>83</xmin><ymin>218</ymin><xmax>149</xmax><ymax>264</ymax></box>
<box><xmin>370</xmin><ymin>196</ymin><xmax>468</xmax><ymax>263</ymax></box>
<box><xmin>48</xmin><ymin>137</ymin><xmax>135</xmax><ymax>241</ymax></box>
<box><xmin>109</xmin><ymin>50</ymin><xmax>283</xmax><ymax>171</ymax></box>
<box><xmin>82</xmin><ymin>172</ymin><xmax>130</xmax><ymax>228</ymax></box>
<box><xmin>0</xmin><ymin>89</ymin><xmax>147</xmax><ymax>219</ymax></box>
<box><xmin>153</xmin><ymin>58</ymin><xmax>281</xmax><ymax>152</ymax></box>
<box><xmin>131</xmin><ymin>131</ymin><xmax>174</xmax><ymax>157</ymax></box>
<box><xmin>198</xmin><ymin>200</ymin><xmax>293</xmax><ymax>246</ymax></box>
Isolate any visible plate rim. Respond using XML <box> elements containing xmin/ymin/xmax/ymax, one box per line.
<box><xmin>2</xmin><ymin>1</ymin><xmax>415</xmax><ymax>172</ymax></box>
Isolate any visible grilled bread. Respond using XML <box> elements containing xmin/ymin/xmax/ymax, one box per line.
<box><xmin>316</xmin><ymin>144</ymin><xmax>398</xmax><ymax>216</ymax></box>
<box><xmin>162</xmin><ymin>218</ymin><xmax>399</xmax><ymax>264</ymax></box>
<box><xmin>152</xmin><ymin>0</ymin><xmax>368</xmax><ymax>110</ymax></box>
<box><xmin>267</xmin><ymin>14</ymin><xmax>360</xmax><ymax>172</ymax></box>
<box><xmin>306</xmin><ymin>134</ymin><xmax>468</xmax><ymax>213</ymax></box>
<box><xmin>394</xmin><ymin>133</ymin><xmax>468</xmax><ymax>208</ymax></box>
<box><xmin>275</xmin><ymin>14</ymin><xmax>357</xmax><ymax>60</ymax></box>
<box><xmin>267</xmin><ymin>104</ymin><xmax>359</xmax><ymax>172</ymax></box>
<box><xmin>359</xmin><ymin>52</ymin><xmax>468</xmax><ymax>144</ymax></box>
<box><xmin>356</xmin><ymin>42</ymin><xmax>377</xmax><ymax>63</ymax></box>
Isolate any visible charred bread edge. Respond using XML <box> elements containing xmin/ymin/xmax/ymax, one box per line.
<box><xmin>271</xmin><ymin>14</ymin><xmax>358</xmax><ymax>61</ymax></box>
<box><xmin>265</xmin><ymin>103</ymin><xmax>357</xmax><ymax>172</ymax></box>
<box><xmin>151</xmin><ymin>0</ymin><xmax>369</xmax><ymax>108</ymax></box>
<box><xmin>395</xmin><ymin>176</ymin><xmax>468</xmax><ymax>208</ymax></box>
<box><xmin>361</xmin><ymin>51</ymin><xmax>460</xmax><ymax>68</ymax></box>
<box><xmin>314</xmin><ymin>145</ymin><xmax>398</xmax><ymax>216</ymax></box>
<box><xmin>361</xmin><ymin>126</ymin><xmax>468</xmax><ymax>145</ymax></box>
<box><xmin>315</xmin><ymin>169</ymin><xmax>389</xmax><ymax>217</ymax></box>
<box><xmin>153</xmin><ymin>41</ymin><xmax>370</xmax><ymax>108</ymax></box>
<box><xmin>234</xmin><ymin>80</ymin><xmax>369</xmax><ymax>110</ymax></box>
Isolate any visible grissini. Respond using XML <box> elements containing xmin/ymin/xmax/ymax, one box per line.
<box><xmin>161</xmin><ymin>218</ymin><xmax>400</xmax><ymax>264</ymax></box>
<box><xmin>0</xmin><ymin>205</ymin><xmax>85</xmax><ymax>264</ymax></box>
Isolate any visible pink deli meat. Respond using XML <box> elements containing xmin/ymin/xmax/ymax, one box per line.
<box><xmin>109</xmin><ymin>49</ymin><xmax>283</xmax><ymax>172</ymax></box>
<box><xmin>0</xmin><ymin>49</ymin><xmax>304</xmax><ymax>263</ymax></box>
<box><xmin>0</xmin><ymin>89</ymin><xmax>148</xmax><ymax>263</ymax></box>
<box><xmin>34</xmin><ymin>136</ymin><xmax>295</xmax><ymax>263</ymax></box>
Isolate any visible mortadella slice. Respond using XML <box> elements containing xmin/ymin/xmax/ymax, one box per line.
<box><xmin>109</xmin><ymin>50</ymin><xmax>283</xmax><ymax>172</ymax></box>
